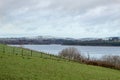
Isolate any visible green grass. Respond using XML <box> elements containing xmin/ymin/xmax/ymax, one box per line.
<box><xmin>0</xmin><ymin>44</ymin><xmax>120</xmax><ymax>80</ymax></box>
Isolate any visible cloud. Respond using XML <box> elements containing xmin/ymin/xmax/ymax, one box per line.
<box><xmin>0</xmin><ymin>0</ymin><xmax>120</xmax><ymax>38</ymax></box>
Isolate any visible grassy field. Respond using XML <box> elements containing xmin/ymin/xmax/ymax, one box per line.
<box><xmin>0</xmin><ymin>44</ymin><xmax>120</xmax><ymax>80</ymax></box>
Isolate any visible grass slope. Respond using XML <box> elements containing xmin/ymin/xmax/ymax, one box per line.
<box><xmin>0</xmin><ymin>44</ymin><xmax>120</xmax><ymax>80</ymax></box>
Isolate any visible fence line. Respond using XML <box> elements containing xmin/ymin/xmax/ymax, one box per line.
<box><xmin>0</xmin><ymin>46</ymin><xmax>69</xmax><ymax>62</ymax></box>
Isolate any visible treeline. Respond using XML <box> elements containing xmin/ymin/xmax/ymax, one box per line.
<box><xmin>63</xmin><ymin>40</ymin><xmax>120</xmax><ymax>46</ymax></box>
<box><xmin>1</xmin><ymin>38</ymin><xmax>120</xmax><ymax>46</ymax></box>
<box><xmin>0</xmin><ymin>38</ymin><xmax>64</xmax><ymax>44</ymax></box>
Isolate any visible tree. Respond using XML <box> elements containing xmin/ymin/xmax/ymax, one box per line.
<box><xmin>59</xmin><ymin>47</ymin><xmax>82</xmax><ymax>60</ymax></box>
<box><xmin>101</xmin><ymin>55</ymin><xmax>120</xmax><ymax>67</ymax></box>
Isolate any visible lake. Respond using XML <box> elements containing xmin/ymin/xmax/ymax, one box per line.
<box><xmin>11</xmin><ymin>44</ymin><xmax>120</xmax><ymax>59</ymax></box>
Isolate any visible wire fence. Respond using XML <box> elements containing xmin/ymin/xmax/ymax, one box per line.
<box><xmin>0</xmin><ymin>45</ymin><xmax>69</xmax><ymax>62</ymax></box>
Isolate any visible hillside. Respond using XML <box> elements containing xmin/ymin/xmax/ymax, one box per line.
<box><xmin>1</xmin><ymin>37</ymin><xmax>120</xmax><ymax>46</ymax></box>
<box><xmin>0</xmin><ymin>44</ymin><xmax>120</xmax><ymax>80</ymax></box>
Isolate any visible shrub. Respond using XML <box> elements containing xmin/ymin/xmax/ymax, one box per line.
<box><xmin>59</xmin><ymin>47</ymin><xmax>120</xmax><ymax>70</ymax></box>
<box><xmin>59</xmin><ymin>47</ymin><xmax>83</xmax><ymax>61</ymax></box>
<box><xmin>85</xmin><ymin>55</ymin><xmax>120</xmax><ymax>70</ymax></box>
<box><xmin>101</xmin><ymin>55</ymin><xmax>120</xmax><ymax>69</ymax></box>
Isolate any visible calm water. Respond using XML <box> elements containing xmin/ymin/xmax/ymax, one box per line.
<box><xmin>11</xmin><ymin>44</ymin><xmax>120</xmax><ymax>59</ymax></box>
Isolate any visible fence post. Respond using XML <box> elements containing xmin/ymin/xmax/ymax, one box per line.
<box><xmin>3</xmin><ymin>46</ymin><xmax>5</xmax><ymax>53</ymax></box>
<box><xmin>40</xmin><ymin>53</ymin><xmax>42</xmax><ymax>58</ymax></box>
<box><xmin>30</xmin><ymin>50</ymin><xmax>32</xmax><ymax>57</ymax></box>
<box><xmin>21</xmin><ymin>48</ymin><xmax>23</xmax><ymax>56</ymax></box>
<box><xmin>16</xmin><ymin>51</ymin><xmax>18</xmax><ymax>55</ymax></box>
<box><xmin>13</xmin><ymin>47</ymin><xmax>15</xmax><ymax>54</ymax></box>
<box><xmin>87</xmin><ymin>52</ymin><xmax>90</xmax><ymax>61</ymax></box>
<box><xmin>50</xmin><ymin>54</ymin><xmax>51</xmax><ymax>59</ymax></box>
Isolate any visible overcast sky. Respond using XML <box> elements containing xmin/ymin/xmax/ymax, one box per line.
<box><xmin>0</xmin><ymin>0</ymin><xmax>120</xmax><ymax>38</ymax></box>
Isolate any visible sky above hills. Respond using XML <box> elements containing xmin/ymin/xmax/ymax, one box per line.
<box><xmin>0</xmin><ymin>0</ymin><xmax>120</xmax><ymax>38</ymax></box>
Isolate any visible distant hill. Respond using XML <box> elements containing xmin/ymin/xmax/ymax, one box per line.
<box><xmin>0</xmin><ymin>36</ymin><xmax>120</xmax><ymax>46</ymax></box>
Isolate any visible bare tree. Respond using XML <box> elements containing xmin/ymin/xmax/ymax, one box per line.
<box><xmin>59</xmin><ymin>47</ymin><xmax>83</xmax><ymax>60</ymax></box>
<box><xmin>101</xmin><ymin>55</ymin><xmax>120</xmax><ymax>68</ymax></box>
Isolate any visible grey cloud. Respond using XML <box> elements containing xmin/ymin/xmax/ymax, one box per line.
<box><xmin>0</xmin><ymin>0</ymin><xmax>120</xmax><ymax>38</ymax></box>
<box><xmin>1</xmin><ymin>0</ymin><xmax>120</xmax><ymax>15</ymax></box>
